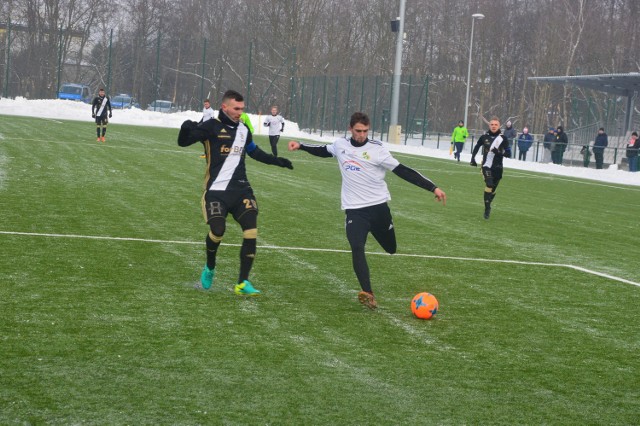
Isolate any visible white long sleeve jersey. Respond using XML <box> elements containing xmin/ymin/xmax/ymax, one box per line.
<box><xmin>263</xmin><ymin>114</ymin><xmax>285</xmax><ymax>136</ymax></box>
<box><xmin>326</xmin><ymin>137</ymin><xmax>400</xmax><ymax>210</ymax></box>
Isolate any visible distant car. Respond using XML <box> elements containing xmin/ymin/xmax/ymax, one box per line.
<box><xmin>146</xmin><ymin>100</ymin><xmax>175</xmax><ymax>113</ymax></box>
<box><xmin>57</xmin><ymin>83</ymin><xmax>92</xmax><ymax>103</ymax></box>
<box><xmin>111</xmin><ymin>94</ymin><xmax>139</xmax><ymax>109</ymax></box>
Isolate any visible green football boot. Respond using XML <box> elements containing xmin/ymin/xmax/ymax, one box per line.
<box><xmin>200</xmin><ymin>265</ymin><xmax>215</xmax><ymax>290</ymax></box>
<box><xmin>234</xmin><ymin>280</ymin><xmax>261</xmax><ymax>296</ymax></box>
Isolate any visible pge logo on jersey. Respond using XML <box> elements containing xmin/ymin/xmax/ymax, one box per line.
<box><xmin>343</xmin><ymin>160</ymin><xmax>362</xmax><ymax>171</ymax></box>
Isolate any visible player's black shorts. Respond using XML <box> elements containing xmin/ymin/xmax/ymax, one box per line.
<box><xmin>201</xmin><ymin>189</ymin><xmax>258</xmax><ymax>224</ymax></box>
<box><xmin>345</xmin><ymin>202</ymin><xmax>396</xmax><ymax>254</ymax></box>
<box><xmin>482</xmin><ymin>166</ymin><xmax>503</xmax><ymax>189</ymax></box>
<box><xmin>95</xmin><ymin>115</ymin><xmax>109</xmax><ymax>125</ymax></box>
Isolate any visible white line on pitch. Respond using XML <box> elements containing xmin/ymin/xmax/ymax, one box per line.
<box><xmin>1</xmin><ymin>230</ymin><xmax>638</xmax><ymax>288</ymax></box>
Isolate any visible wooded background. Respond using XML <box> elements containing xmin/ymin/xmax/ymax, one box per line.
<box><xmin>1</xmin><ymin>0</ymin><xmax>638</xmax><ymax>134</ymax></box>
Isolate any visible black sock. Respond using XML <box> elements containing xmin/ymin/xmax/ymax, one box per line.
<box><xmin>205</xmin><ymin>234</ymin><xmax>221</xmax><ymax>270</ymax></box>
<box><xmin>239</xmin><ymin>238</ymin><xmax>256</xmax><ymax>283</ymax></box>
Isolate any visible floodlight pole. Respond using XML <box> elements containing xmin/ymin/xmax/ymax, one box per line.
<box><xmin>389</xmin><ymin>0</ymin><xmax>406</xmax><ymax>144</ymax></box>
<box><xmin>464</xmin><ymin>13</ymin><xmax>484</xmax><ymax>129</ymax></box>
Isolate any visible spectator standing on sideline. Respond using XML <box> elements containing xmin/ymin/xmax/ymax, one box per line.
<box><xmin>516</xmin><ymin>127</ymin><xmax>533</xmax><ymax>161</ymax></box>
<box><xmin>451</xmin><ymin>120</ymin><xmax>469</xmax><ymax>162</ymax></box>
<box><xmin>91</xmin><ymin>88</ymin><xmax>112</xmax><ymax>142</ymax></box>
<box><xmin>177</xmin><ymin>90</ymin><xmax>294</xmax><ymax>296</ymax></box>
<box><xmin>593</xmin><ymin>127</ymin><xmax>608</xmax><ymax>169</ymax></box>
<box><xmin>470</xmin><ymin>116</ymin><xmax>511</xmax><ymax>219</ymax></box>
<box><xmin>626</xmin><ymin>131</ymin><xmax>639</xmax><ymax>172</ymax></box>
<box><xmin>543</xmin><ymin>127</ymin><xmax>556</xmax><ymax>163</ymax></box>
<box><xmin>503</xmin><ymin>120</ymin><xmax>517</xmax><ymax>155</ymax></box>
<box><xmin>199</xmin><ymin>99</ymin><xmax>215</xmax><ymax>158</ymax></box>
<box><xmin>552</xmin><ymin>125</ymin><xmax>568</xmax><ymax>165</ymax></box>
<box><xmin>263</xmin><ymin>105</ymin><xmax>285</xmax><ymax>156</ymax></box>
<box><xmin>287</xmin><ymin>112</ymin><xmax>446</xmax><ymax>310</ymax></box>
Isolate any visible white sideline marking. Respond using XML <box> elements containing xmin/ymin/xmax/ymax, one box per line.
<box><xmin>1</xmin><ymin>230</ymin><xmax>638</xmax><ymax>288</ymax></box>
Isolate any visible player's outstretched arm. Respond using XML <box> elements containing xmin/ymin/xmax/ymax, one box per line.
<box><xmin>433</xmin><ymin>188</ymin><xmax>446</xmax><ymax>205</ymax></box>
<box><xmin>177</xmin><ymin>120</ymin><xmax>203</xmax><ymax>147</ymax></box>
<box><xmin>288</xmin><ymin>141</ymin><xmax>333</xmax><ymax>158</ymax></box>
<box><xmin>288</xmin><ymin>140</ymin><xmax>301</xmax><ymax>151</ymax></box>
<box><xmin>247</xmin><ymin>142</ymin><xmax>293</xmax><ymax>169</ymax></box>
<box><xmin>392</xmin><ymin>163</ymin><xmax>446</xmax><ymax>206</ymax></box>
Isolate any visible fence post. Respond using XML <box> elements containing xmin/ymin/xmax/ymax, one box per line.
<box><xmin>245</xmin><ymin>40</ymin><xmax>251</xmax><ymax>109</ymax></box>
<box><xmin>332</xmin><ymin>76</ymin><xmax>339</xmax><ymax>136</ymax></box>
<box><xmin>56</xmin><ymin>26</ymin><xmax>63</xmax><ymax>97</ymax></box>
<box><xmin>4</xmin><ymin>19</ymin><xmax>11</xmax><ymax>97</ymax></box>
<box><xmin>320</xmin><ymin>75</ymin><xmax>327</xmax><ymax>137</ymax></box>
<box><xmin>106</xmin><ymin>29</ymin><xmax>113</xmax><ymax>96</ymax></box>
<box><xmin>404</xmin><ymin>75</ymin><xmax>412</xmax><ymax>144</ymax></box>
<box><xmin>421</xmin><ymin>76</ymin><xmax>429</xmax><ymax>146</ymax></box>
<box><xmin>154</xmin><ymin>29</ymin><xmax>161</xmax><ymax>110</ymax></box>
<box><xmin>372</xmin><ymin>75</ymin><xmax>379</xmax><ymax>138</ymax></box>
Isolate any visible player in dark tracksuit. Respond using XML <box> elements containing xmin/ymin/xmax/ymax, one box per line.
<box><xmin>91</xmin><ymin>88</ymin><xmax>112</xmax><ymax>142</ymax></box>
<box><xmin>470</xmin><ymin>116</ymin><xmax>511</xmax><ymax>219</ymax></box>
<box><xmin>178</xmin><ymin>90</ymin><xmax>293</xmax><ymax>296</ymax></box>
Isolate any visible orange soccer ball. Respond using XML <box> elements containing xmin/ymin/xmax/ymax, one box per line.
<box><xmin>411</xmin><ymin>292</ymin><xmax>439</xmax><ymax>320</ymax></box>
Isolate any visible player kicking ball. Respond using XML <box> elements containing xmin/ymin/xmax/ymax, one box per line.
<box><xmin>288</xmin><ymin>112</ymin><xmax>446</xmax><ymax>309</ymax></box>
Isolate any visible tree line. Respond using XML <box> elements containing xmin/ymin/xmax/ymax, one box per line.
<box><xmin>1</xmin><ymin>0</ymin><xmax>638</xmax><ymax>134</ymax></box>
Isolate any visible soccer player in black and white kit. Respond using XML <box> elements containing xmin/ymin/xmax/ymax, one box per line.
<box><xmin>288</xmin><ymin>112</ymin><xmax>446</xmax><ymax>309</ymax></box>
<box><xmin>470</xmin><ymin>116</ymin><xmax>511</xmax><ymax>219</ymax></box>
<box><xmin>178</xmin><ymin>90</ymin><xmax>294</xmax><ymax>296</ymax></box>
<box><xmin>91</xmin><ymin>88</ymin><xmax>112</xmax><ymax>142</ymax></box>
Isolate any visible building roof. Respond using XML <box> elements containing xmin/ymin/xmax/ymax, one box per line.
<box><xmin>528</xmin><ymin>72</ymin><xmax>640</xmax><ymax>97</ymax></box>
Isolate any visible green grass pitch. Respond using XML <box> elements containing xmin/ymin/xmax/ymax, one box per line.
<box><xmin>1</xmin><ymin>115</ymin><xmax>639</xmax><ymax>424</ymax></box>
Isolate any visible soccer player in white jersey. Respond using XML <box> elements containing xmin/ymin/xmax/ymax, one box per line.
<box><xmin>263</xmin><ymin>105</ymin><xmax>285</xmax><ymax>156</ymax></box>
<box><xmin>199</xmin><ymin>99</ymin><xmax>215</xmax><ymax>158</ymax></box>
<box><xmin>288</xmin><ymin>112</ymin><xmax>446</xmax><ymax>309</ymax></box>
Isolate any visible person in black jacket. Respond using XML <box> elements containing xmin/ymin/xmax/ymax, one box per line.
<box><xmin>178</xmin><ymin>90</ymin><xmax>294</xmax><ymax>295</ymax></box>
<box><xmin>470</xmin><ymin>116</ymin><xmax>511</xmax><ymax>219</ymax></box>
<box><xmin>593</xmin><ymin>128</ymin><xmax>608</xmax><ymax>169</ymax></box>
<box><xmin>626</xmin><ymin>131</ymin><xmax>639</xmax><ymax>172</ymax></box>
<box><xmin>503</xmin><ymin>120</ymin><xmax>517</xmax><ymax>154</ymax></box>
<box><xmin>552</xmin><ymin>125</ymin><xmax>568</xmax><ymax>165</ymax></box>
<box><xmin>543</xmin><ymin>127</ymin><xmax>556</xmax><ymax>163</ymax></box>
<box><xmin>91</xmin><ymin>88</ymin><xmax>112</xmax><ymax>142</ymax></box>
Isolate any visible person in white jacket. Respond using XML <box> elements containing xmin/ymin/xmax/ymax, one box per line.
<box><xmin>263</xmin><ymin>105</ymin><xmax>285</xmax><ymax>156</ymax></box>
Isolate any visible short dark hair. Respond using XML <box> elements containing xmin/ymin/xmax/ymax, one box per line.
<box><xmin>222</xmin><ymin>90</ymin><xmax>244</xmax><ymax>103</ymax></box>
<box><xmin>632</xmin><ymin>131</ymin><xmax>638</xmax><ymax>137</ymax></box>
<box><xmin>599</xmin><ymin>127</ymin><xmax>605</xmax><ymax>131</ymax></box>
<box><xmin>350</xmin><ymin>112</ymin><xmax>370</xmax><ymax>128</ymax></box>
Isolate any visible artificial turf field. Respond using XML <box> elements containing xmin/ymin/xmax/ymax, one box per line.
<box><xmin>1</xmin><ymin>115</ymin><xmax>638</xmax><ymax>424</ymax></box>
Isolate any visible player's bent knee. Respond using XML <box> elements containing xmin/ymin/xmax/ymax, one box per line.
<box><xmin>208</xmin><ymin>230</ymin><xmax>223</xmax><ymax>243</ymax></box>
<box><xmin>243</xmin><ymin>228</ymin><xmax>257</xmax><ymax>239</ymax></box>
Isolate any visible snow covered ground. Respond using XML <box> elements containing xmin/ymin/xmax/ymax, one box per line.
<box><xmin>1</xmin><ymin>96</ymin><xmax>639</xmax><ymax>187</ymax></box>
